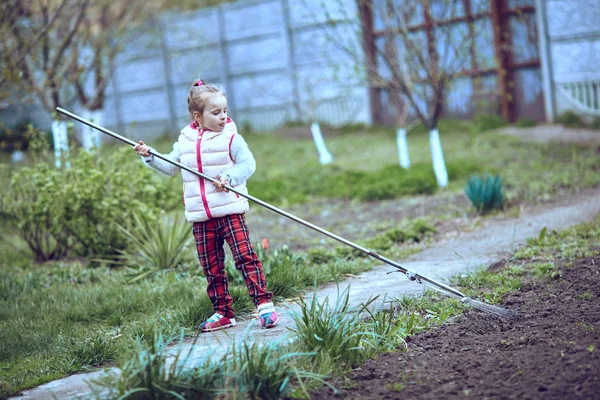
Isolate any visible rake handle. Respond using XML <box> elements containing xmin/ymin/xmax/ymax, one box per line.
<box><xmin>57</xmin><ymin>107</ymin><xmax>467</xmax><ymax>300</ymax></box>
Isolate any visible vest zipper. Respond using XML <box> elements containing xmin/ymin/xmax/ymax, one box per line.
<box><xmin>196</xmin><ymin>132</ymin><xmax>213</xmax><ymax>219</ymax></box>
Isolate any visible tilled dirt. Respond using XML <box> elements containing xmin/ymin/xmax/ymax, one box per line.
<box><xmin>314</xmin><ymin>252</ymin><xmax>600</xmax><ymax>400</ymax></box>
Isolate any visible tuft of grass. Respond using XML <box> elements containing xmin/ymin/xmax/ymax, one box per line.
<box><xmin>531</xmin><ymin>261</ymin><xmax>560</xmax><ymax>279</ymax></box>
<box><xmin>452</xmin><ymin>266</ymin><xmax>523</xmax><ymax>305</ymax></box>
<box><xmin>289</xmin><ymin>286</ymin><xmax>377</xmax><ymax>372</ymax></box>
<box><xmin>227</xmin><ymin>341</ymin><xmax>318</xmax><ymax>400</ymax></box>
<box><xmin>580</xmin><ymin>292</ymin><xmax>593</xmax><ymax>301</ymax></box>
<box><xmin>67</xmin><ymin>333</ymin><xmax>122</xmax><ymax>369</ymax></box>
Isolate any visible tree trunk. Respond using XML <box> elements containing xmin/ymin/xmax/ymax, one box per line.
<box><xmin>310</xmin><ymin>121</ymin><xmax>333</xmax><ymax>165</ymax></box>
<box><xmin>80</xmin><ymin>108</ymin><xmax>103</xmax><ymax>151</ymax></box>
<box><xmin>429</xmin><ymin>128</ymin><xmax>448</xmax><ymax>187</ymax></box>
<box><xmin>51</xmin><ymin>120</ymin><xmax>70</xmax><ymax>168</ymax></box>
<box><xmin>396</xmin><ymin>128</ymin><xmax>410</xmax><ymax>169</ymax></box>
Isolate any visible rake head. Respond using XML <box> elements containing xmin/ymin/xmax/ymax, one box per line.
<box><xmin>461</xmin><ymin>297</ymin><xmax>517</xmax><ymax>318</ymax></box>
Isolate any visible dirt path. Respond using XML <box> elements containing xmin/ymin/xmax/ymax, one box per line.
<box><xmin>11</xmin><ymin>187</ymin><xmax>600</xmax><ymax>400</ymax></box>
<box><xmin>497</xmin><ymin>124</ymin><xmax>600</xmax><ymax>144</ymax></box>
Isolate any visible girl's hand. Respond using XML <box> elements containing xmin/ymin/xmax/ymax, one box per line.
<box><xmin>134</xmin><ymin>140</ymin><xmax>151</xmax><ymax>157</ymax></box>
<box><xmin>213</xmin><ymin>175</ymin><xmax>229</xmax><ymax>192</ymax></box>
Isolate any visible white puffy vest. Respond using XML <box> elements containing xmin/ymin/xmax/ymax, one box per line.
<box><xmin>178</xmin><ymin>120</ymin><xmax>249</xmax><ymax>222</ymax></box>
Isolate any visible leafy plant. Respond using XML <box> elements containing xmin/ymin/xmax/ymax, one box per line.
<box><xmin>112</xmin><ymin>212</ymin><xmax>193</xmax><ymax>283</ymax></box>
<box><xmin>465</xmin><ymin>174</ymin><xmax>504</xmax><ymax>214</ymax></box>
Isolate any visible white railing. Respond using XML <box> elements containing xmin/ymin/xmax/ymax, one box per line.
<box><xmin>557</xmin><ymin>80</ymin><xmax>600</xmax><ymax>116</ymax></box>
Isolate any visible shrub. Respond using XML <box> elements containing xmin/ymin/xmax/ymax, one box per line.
<box><xmin>465</xmin><ymin>174</ymin><xmax>504</xmax><ymax>214</ymax></box>
<box><xmin>0</xmin><ymin>144</ymin><xmax>179</xmax><ymax>261</ymax></box>
<box><xmin>516</xmin><ymin>118</ymin><xmax>536</xmax><ymax>128</ymax></box>
<box><xmin>0</xmin><ymin>121</ymin><xmax>48</xmax><ymax>152</ymax></box>
<box><xmin>555</xmin><ymin>110</ymin><xmax>585</xmax><ymax>128</ymax></box>
<box><xmin>470</xmin><ymin>114</ymin><xmax>506</xmax><ymax>134</ymax></box>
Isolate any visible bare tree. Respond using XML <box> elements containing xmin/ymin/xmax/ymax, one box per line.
<box><xmin>1</xmin><ymin>0</ymin><xmax>145</xmax><ymax>155</ymax></box>
<box><xmin>1</xmin><ymin>0</ymin><xmax>144</xmax><ymax>111</ymax></box>
<box><xmin>303</xmin><ymin>0</ymin><xmax>478</xmax><ymax>186</ymax></box>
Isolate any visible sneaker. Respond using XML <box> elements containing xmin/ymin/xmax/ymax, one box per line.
<box><xmin>197</xmin><ymin>313</ymin><xmax>237</xmax><ymax>332</ymax></box>
<box><xmin>257</xmin><ymin>302</ymin><xmax>279</xmax><ymax>329</ymax></box>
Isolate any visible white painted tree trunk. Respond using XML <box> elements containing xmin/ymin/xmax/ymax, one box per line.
<box><xmin>396</xmin><ymin>128</ymin><xmax>410</xmax><ymax>169</ymax></box>
<box><xmin>80</xmin><ymin>109</ymin><xmax>103</xmax><ymax>151</ymax></box>
<box><xmin>310</xmin><ymin>121</ymin><xmax>333</xmax><ymax>165</ymax></box>
<box><xmin>51</xmin><ymin>120</ymin><xmax>70</xmax><ymax>168</ymax></box>
<box><xmin>429</xmin><ymin>129</ymin><xmax>448</xmax><ymax>187</ymax></box>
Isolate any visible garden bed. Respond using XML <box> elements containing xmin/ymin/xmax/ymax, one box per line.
<box><xmin>314</xmin><ymin>251</ymin><xmax>600</xmax><ymax>399</ymax></box>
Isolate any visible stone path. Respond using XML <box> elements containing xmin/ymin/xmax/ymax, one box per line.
<box><xmin>11</xmin><ymin>187</ymin><xmax>600</xmax><ymax>400</ymax></box>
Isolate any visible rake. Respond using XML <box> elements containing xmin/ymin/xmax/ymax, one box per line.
<box><xmin>57</xmin><ymin>107</ymin><xmax>515</xmax><ymax>318</ymax></box>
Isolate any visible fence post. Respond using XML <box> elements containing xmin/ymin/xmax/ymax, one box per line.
<box><xmin>534</xmin><ymin>0</ymin><xmax>556</xmax><ymax>122</ymax></box>
<box><xmin>358</xmin><ymin>0</ymin><xmax>380</xmax><ymax>125</ymax></box>
<box><xmin>110</xmin><ymin>66</ymin><xmax>125</xmax><ymax>135</ymax></box>
<box><xmin>217</xmin><ymin>6</ymin><xmax>235</xmax><ymax>114</ymax></box>
<box><xmin>282</xmin><ymin>0</ymin><xmax>301</xmax><ymax>121</ymax></box>
<box><xmin>490</xmin><ymin>0</ymin><xmax>515</xmax><ymax>122</ymax></box>
<box><xmin>159</xmin><ymin>18</ymin><xmax>178</xmax><ymax>132</ymax></box>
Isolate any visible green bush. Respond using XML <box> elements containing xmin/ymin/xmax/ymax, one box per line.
<box><xmin>470</xmin><ymin>114</ymin><xmax>506</xmax><ymax>134</ymax></box>
<box><xmin>590</xmin><ymin>117</ymin><xmax>600</xmax><ymax>130</ymax></box>
<box><xmin>555</xmin><ymin>111</ymin><xmax>585</xmax><ymax>128</ymax></box>
<box><xmin>465</xmin><ymin>174</ymin><xmax>504</xmax><ymax>214</ymax></box>
<box><xmin>0</xmin><ymin>146</ymin><xmax>179</xmax><ymax>261</ymax></box>
<box><xmin>516</xmin><ymin>118</ymin><xmax>536</xmax><ymax>128</ymax></box>
<box><xmin>0</xmin><ymin>121</ymin><xmax>48</xmax><ymax>152</ymax></box>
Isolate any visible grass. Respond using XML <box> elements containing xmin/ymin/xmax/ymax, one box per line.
<box><xmin>143</xmin><ymin>118</ymin><xmax>600</xmax><ymax>205</ymax></box>
<box><xmin>3</xmin><ymin>214</ymin><xmax>598</xmax><ymax>398</ymax></box>
<box><xmin>0</xmin><ymin>221</ymin><xmax>418</xmax><ymax>397</ymax></box>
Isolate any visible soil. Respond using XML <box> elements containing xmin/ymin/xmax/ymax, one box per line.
<box><xmin>313</xmin><ymin>252</ymin><xmax>600</xmax><ymax>400</ymax></box>
<box><xmin>247</xmin><ymin>192</ymin><xmax>475</xmax><ymax>252</ymax></box>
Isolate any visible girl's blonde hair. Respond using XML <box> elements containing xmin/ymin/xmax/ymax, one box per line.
<box><xmin>187</xmin><ymin>79</ymin><xmax>226</xmax><ymax>119</ymax></box>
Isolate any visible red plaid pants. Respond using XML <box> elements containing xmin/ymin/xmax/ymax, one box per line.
<box><xmin>193</xmin><ymin>213</ymin><xmax>272</xmax><ymax>318</ymax></box>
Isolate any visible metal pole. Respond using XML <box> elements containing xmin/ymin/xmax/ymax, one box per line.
<box><xmin>56</xmin><ymin>106</ymin><xmax>468</xmax><ymax>300</ymax></box>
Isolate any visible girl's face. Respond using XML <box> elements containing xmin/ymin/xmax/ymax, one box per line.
<box><xmin>196</xmin><ymin>94</ymin><xmax>228</xmax><ymax>132</ymax></box>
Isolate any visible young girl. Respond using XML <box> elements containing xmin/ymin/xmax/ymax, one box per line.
<box><xmin>133</xmin><ymin>79</ymin><xmax>278</xmax><ymax>332</ymax></box>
